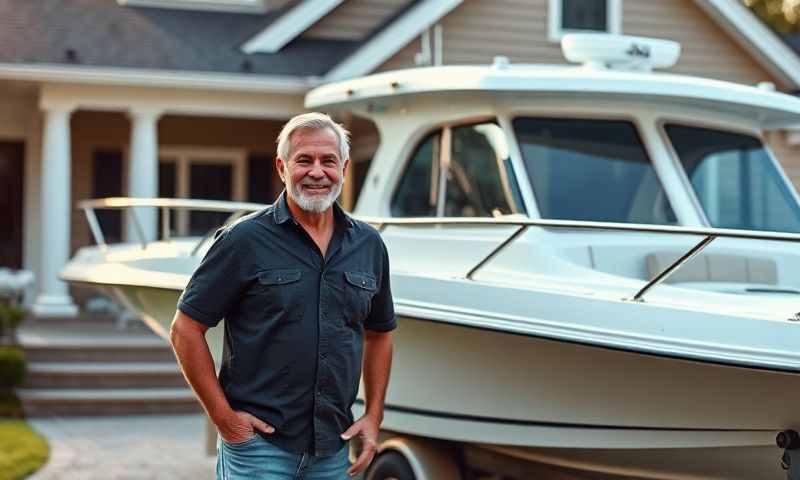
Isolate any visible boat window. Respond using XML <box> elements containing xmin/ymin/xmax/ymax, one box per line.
<box><xmin>445</xmin><ymin>123</ymin><xmax>524</xmax><ymax>217</ymax></box>
<box><xmin>391</xmin><ymin>131</ymin><xmax>441</xmax><ymax>217</ymax></box>
<box><xmin>513</xmin><ymin>117</ymin><xmax>676</xmax><ymax>224</ymax></box>
<box><xmin>665</xmin><ymin>124</ymin><xmax>800</xmax><ymax>233</ymax></box>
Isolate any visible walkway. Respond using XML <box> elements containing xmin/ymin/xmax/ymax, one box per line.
<box><xmin>27</xmin><ymin>414</ymin><xmax>216</xmax><ymax>480</ymax></box>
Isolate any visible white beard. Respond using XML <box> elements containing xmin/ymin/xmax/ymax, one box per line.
<box><xmin>285</xmin><ymin>176</ymin><xmax>344</xmax><ymax>213</ymax></box>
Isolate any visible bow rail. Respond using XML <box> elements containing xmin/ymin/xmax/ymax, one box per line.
<box><xmin>78</xmin><ymin>197</ymin><xmax>800</xmax><ymax>305</ymax></box>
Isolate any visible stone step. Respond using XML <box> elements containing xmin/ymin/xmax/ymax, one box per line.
<box><xmin>17</xmin><ymin>388</ymin><xmax>202</xmax><ymax>416</ymax></box>
<box><xmin>20</xmin><ymin>342</ymin><xmax>177</xmax><ymax>363</ymax></box>
<box><xmin>23</xmin><ymin>362</ymin><xmax>188</xmax><ymax>389</ymax></box>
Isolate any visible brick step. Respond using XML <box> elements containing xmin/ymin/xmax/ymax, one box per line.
<box><xmin>23</xmin><ymin>362</ymin><xmax>188</xmax><ymax>389</ymax></box>
<box><xmin>17</xmin><ymin>388</ymin><xmax>202</xmax><ymax>416</ymax></box>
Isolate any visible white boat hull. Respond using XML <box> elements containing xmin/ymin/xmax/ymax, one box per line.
<box><xmin>367</xmin><ymin>316</ymin><xmax>796</xmax><ymax>479</ymax></box>
<box><xmin>81</xmin><ymin>271</ymin><xmax>797</xmax><ymax>479</ymax></box>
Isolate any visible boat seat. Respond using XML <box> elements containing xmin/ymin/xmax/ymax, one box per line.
<box><xmin>645</xmin><ymin>252</ymin><xmax>778</xmax><ymax>285</ymax></box>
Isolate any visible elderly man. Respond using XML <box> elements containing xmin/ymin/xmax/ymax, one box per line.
<box><xmin>170</xmin><ymin>112</ymin><xmax>395</xmax><ymax>479</ymax></box>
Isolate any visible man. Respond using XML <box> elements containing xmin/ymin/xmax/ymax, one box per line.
<box><xmin>170</xmin><ymin>112</ymin><xmax>395</xmax><ymax>479</ymax></box>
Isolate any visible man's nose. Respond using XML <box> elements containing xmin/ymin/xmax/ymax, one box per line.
<box><xmin>308</xmin><ymin>163</ymin><xmax>325</xmax><ymax>178</ymax></box>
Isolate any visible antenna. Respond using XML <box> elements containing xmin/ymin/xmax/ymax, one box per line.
<box><xmin>561</xmin><ymin>34</ymin><xmax>681</xmax><ymax>72</ymax></box>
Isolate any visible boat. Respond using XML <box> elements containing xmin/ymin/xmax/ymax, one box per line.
<box><xmin>62</xmin><ymin>34</ymin><xmax>800</xmax><ymax>479</ymax></box>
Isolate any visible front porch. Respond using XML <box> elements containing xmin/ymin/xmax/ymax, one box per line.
<box><xmin>0</xmin><ymin>80</ymin><xmax>377</xmax><ymax>317</ymax></box>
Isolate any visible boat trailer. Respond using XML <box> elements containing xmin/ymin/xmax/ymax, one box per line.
<box><xmin>780</xmin><ymin>430</ymin><xmax>800</xmax><ymax>479</ymax></box>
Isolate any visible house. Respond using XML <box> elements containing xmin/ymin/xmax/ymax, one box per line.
<box><xmin>1</xmin><ymin>0</ymin><xmax>799</xmax><ymax>318</ymax></box>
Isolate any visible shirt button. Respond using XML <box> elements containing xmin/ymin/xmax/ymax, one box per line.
<box><xmin>361</xmin><ymin>281</ymin><xmax>366</xmax><ymax>286</ymax></box>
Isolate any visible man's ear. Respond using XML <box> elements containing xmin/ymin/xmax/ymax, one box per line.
<box><xmin>275</xmin><ymin>157</ymin><xmax>286</xmax><ymax>183</ymax></box>
<box><xmin>342</xmin><ymin>158</ymin><xmax>350</xmax><ymax>183</ymax></box>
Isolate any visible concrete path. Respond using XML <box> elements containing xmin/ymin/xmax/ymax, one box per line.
<box><xmin>27</xmin><ymin>414</ymin><xmax>217</xmax><ymax>480</ymax></box>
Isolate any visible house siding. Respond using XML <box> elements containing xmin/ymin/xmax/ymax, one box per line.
<box><xmin>622</xmin><ymin>0</ymin><xmax>779</xmax><ymax>87</ymax></box>
<box><xmin>377</xmin><ymin>0</ymin><xmax>779</xmax><ymax>89</ymax></box>
<box><xmin>304</xmin><ymin>0</ymin><xmax>410</xmax><ymax>40</ymax></box>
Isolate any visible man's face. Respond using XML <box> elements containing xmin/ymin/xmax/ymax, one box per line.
<box><xmin>277</xmin><ymin>127</ymin><xmax>348</xmax><ymax>214</ymax></box>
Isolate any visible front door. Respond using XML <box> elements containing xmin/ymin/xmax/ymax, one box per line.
<box><xmin>0</xmin><ymin>142</ymin><xmax>24</xmax><ymax>269</ymax></box>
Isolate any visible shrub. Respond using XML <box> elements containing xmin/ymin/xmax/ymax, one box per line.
<box><xmin>0</xmin><ymin>391</ymin><xmax>22</xmax><ymax>418</ymax></box>
<box><xmin>0</xmin><ymin>304</ymin><xmax>26</xmax><ymax>341</ymax></box>
<box><xmin>0</xmin><ymin>419</ymin><xmax>49</xmax><ymax>480</ymax></box>
<box><xmin>0</xmin><ymin>348</ymin><xmax>25</xmax><ymax>389</ymax></box>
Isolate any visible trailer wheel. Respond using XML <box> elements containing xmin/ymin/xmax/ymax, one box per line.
<box><xmin>365</xmin><ymin>451</ymin><xmax>416</xmax><ymax>480</ymax></box>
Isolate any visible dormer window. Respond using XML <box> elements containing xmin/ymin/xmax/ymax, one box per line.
<box><xmin>117</xmin><ymin>0</ymin><xmax>271</xmax><ymax>14</ymax></box>
<box><xmin>548</xmin><ymin>0</ymin><xmax>622</xmax><ymax>42</ymax></box>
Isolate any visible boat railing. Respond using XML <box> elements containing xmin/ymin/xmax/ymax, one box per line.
<box><xmin>78</xmin><ymin>197</ymin><xmax>800</xmax><ymax>307</ymax></box>
<box><xmin>78</xmin><ymin>197</ymin><xmax>269</xmax><ymax>255</ymax></box>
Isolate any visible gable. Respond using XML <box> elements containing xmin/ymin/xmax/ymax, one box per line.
<box><xmin>303</xmin><ymin>0</ymin><xmax>412</xmax><ymax>41</ymax></box>
<box><xmin>377</xmin><ymin>0</ymin><xmax>784</xmax><ymax>89</ymax></box>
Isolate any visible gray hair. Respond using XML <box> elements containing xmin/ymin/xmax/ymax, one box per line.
<box><xmin>276</xmin><ymin>112</ymin><xmax>350</xmax><ymax>162</ymax></box>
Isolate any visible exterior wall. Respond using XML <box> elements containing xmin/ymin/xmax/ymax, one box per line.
<box><xmin>70</xmin><ymin>111</ymin><xmax>129</xmax><ymax>255</ymax></box>
<box><xmin>378</xmin><ymin>37</ymin><xmax>422</xmax><ymax>72</ymax></box>
<box><xmin>304</xmin><ymin>0</ymin><xmax>410</xmax><ymax>40</ymax></box>
<box><xmin>378</xmin><ymin>0</ymin><xmax>779</xmax><ymax>88</ymax></box>
<box><xmin>0</xmin><ymin>82</ymin><xmax>39</xmax><ymax>302</ymax></box>
<box><xmin>623</xmin><ymin>1</ymin><xmax>779</xmax><ymax>87</ymax></box>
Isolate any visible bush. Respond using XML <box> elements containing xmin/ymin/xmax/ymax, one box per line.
<box><xmin>0</xmin><ymin>304</ymin><xmax>26</xmax><ymax>341</ymax></box>
<box><xmin>0</xmin><ymin>419</ymin><xmax>49</xmax><ymax>480</ymax></box>
<box><xmin>0</xmin><ymin>391</ymin><xmax>22</xmax><ymax>418</ymax></box>
<box><xmin>0</xmin><ymin>347</ymin><xmax>25</xmax><ymax>389</ymax></box>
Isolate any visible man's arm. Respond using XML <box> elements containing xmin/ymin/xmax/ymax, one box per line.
<box><xmin>170</xmin><ymin>310</ymin><xmax>273</xmax><ymax>443</ymax></box>
<box><xmin>341</xmin><ymin>329</ymin><xmax>394</xmax><ymax>476</ymax></box>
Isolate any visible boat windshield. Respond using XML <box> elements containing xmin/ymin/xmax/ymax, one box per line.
<box><xmin>665</xmin><ymin>124</ymin><xmax>800</xmax><ymax>233</ymax></box>
<box><xmin>512</xmin><ymin>117</ymin><xmax>677</xmax><ymax>224</ymax></box>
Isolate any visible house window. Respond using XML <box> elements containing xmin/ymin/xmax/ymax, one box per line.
<box><xmin>548</xmin><ymin>0</ymin><xmax>622</xmax><ymax>42</ymax></box>
<box><xmin>158</xmin><ymin>147</ymin><xmax>247</xmax><ymax>236</ymax></box>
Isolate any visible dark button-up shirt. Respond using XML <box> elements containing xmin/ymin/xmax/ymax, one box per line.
<box><xmin>177</xmin><ymin>192</ymin><xmax>396</xmax><ymax>455</ymax></box>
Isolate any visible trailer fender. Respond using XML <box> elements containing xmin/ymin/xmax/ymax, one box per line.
<box><xmin>375</xmin><ymin>436</ymin><xmax>462</xmax><ymax>480</ymax></box>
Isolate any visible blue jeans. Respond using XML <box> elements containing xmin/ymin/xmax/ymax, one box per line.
<box><xmin>216</xmin><ymin>434</ymin><xmax>350</xmax><ymax>480</ymax></box>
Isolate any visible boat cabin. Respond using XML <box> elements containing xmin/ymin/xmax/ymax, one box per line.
<box><xmin>308</xmin><ymin>34</ymin><xmax>800</xmax><ymax>295</ymax></box>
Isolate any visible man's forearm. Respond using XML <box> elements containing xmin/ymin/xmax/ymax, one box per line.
<box><xmin>170</xmin><ymin>310</ymin><xmax>234</xmax><ymax>426</ymax></box>
<box><xmin>362</xmin><ymin>330</ymin><xmax>393</xmax><ymax>423</ymax></box>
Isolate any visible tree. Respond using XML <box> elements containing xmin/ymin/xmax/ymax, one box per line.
<box><xmin>745</xmin><ymin>0</ymin><xmax>800</xmax><ymax>34</ymax></box>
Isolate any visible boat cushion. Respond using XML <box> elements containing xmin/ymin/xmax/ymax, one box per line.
<box><xmin>645</xmin><ymin>252</ymin><xmax>777</xmax><ymax>285</ymax></box>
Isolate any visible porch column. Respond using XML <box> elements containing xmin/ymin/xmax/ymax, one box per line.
<box><xmin>126</xmin><ymin>108</ymin><xmax>161</xmax><ymax>244</ymax></box>
<box><xmin>31</xmin><ymin>105</ymin><xmax>78</xmax><ymax>318</ymax></box>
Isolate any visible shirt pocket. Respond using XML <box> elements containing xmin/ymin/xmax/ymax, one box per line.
<box><xmin>254</xmin><ymin>268</ymin><xmax>304</xmax><ymax>321</ymax></box>
<box><xmin>343</xmin><ymin>271</ymin><xmax>377</xmax><ymax>328</ymax></box>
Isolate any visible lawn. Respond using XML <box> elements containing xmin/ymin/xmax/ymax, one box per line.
<box><xmin>0</xmin><ymin>419</ymin><xmax>48</xmax><ymax>480</ymax></box>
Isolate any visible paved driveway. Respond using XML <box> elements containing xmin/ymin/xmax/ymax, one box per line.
<box><xmin>28</xmin><ymin>414</ymin><xmax>217</xmax><ymax>480</ymax></box>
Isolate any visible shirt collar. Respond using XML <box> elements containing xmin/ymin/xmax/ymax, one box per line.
<box><xmin>273</xmin><ymin>191</ymin><xmax>355</xmax><ymax>230</ymax></box>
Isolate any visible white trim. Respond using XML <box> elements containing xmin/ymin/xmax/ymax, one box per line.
<box><xmin>324</xmin><ymin>0</ymin><xmax>464</xmax><ymax>82</ymax></box>
<box><xmin>548</xmin><ymin>0</ymin><xmax>622</xmax><ymax>43</ymax></box>
<box><xmin>118</xmin><ymin>0</ymin><xmax>268</xmax><ymax>14</ymax></box>
<box><xmin>242</xmin><ymin>0</ymin><xmax>345</xmax><ymax>54</ymax></box>
<box><xmin>693</xmin><ymin>0</ymin><xmax>800</xmax><ymax>88</ymax></box>
<box><xmin>0</xmin><ymin>63</ymin><xmax>314</xmax><ymax>93</ymax></box>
